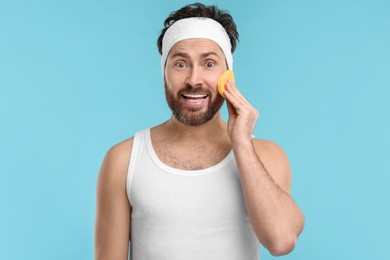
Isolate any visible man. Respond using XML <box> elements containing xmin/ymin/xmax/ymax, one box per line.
<box><xmin>95</xmin><ymin>3</ymin><xmax>304</xmax><ymax>259</ymax></box>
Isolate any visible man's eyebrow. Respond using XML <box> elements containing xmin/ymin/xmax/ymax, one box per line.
<box><xmin>170</xmin><ymin>52</ymin><xmax>190</xmax><ymax>59</ymax></box>
<box><xmin>200</xmin><ymin>51</ymin><xmax>221</xmax><ymax>59</ymax></box>
<box><xmin>170</xmin><ymin>51</ymin><xmax>222</xmax><ymax>59</ymax></box>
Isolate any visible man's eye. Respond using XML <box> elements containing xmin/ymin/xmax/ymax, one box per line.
<box><xmin>205</xmin><ymin>61</ymin><xmax>215</xmax><ymax>68</ymax></box>
<box><xmin>175</xmin><ymin>62</ymin><xmax>186</xmax><ymax>69</ymax></box>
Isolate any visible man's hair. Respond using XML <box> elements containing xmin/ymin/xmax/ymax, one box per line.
<box><xmin>157</xmin><ymin>3</ymin><xmax>239</xmax><ymax>55</ymax></box>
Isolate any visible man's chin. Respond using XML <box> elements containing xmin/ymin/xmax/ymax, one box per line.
<box><xmin>173</xmin><ymin>110</ymin><xmax>216</xmax><ymax>126</ymax></box>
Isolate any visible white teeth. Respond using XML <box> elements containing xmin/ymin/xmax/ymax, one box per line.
<box><xmin>188</xmin><ymin>99</ymin><xmax>203</xmax><ymax>103</ymax></box>
<box><xmin>183</xmin><ymin>94</ymin><xmax>207</xmax><ymax>98</ymax></box>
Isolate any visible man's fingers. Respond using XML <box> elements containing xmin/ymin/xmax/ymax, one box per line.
<box><xmin>226</xmin><ymin>100</ymin><xmax>235</xmax><ymax>116</ymax></box>
<box><xmin>225</xmin><ymin>81</ymin><xmax>250</xmax><ymax>106</ymax></box>
<box><xmin>224</xmin><ymin>82</ymin><xmax>251</xmax><ymax>113</ymax></box>
<box><xmin>224</xmin><ymin>81</ymin><xmax>259</xmax><ymax>122</ymax></box>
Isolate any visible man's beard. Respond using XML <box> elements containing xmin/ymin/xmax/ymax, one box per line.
<box><xmin>164</xmin><ymin>82</ymin><xmax>225</xmax><ymax>126</ymax></box>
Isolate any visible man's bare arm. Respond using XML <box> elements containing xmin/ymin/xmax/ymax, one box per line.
<box><xmin>234</xmin><ymin>139</ymin><xmax>304</xmax><ymax>256</ymax></box>
<box><xmin>224</xmin><ymin>81</ymin><xmax>304</xmax><ymax>256</ymax></box>
<box><xmin>95</xmin><ymin>139</ymin><xmax>133</xmax><ymax>260</ymax></box>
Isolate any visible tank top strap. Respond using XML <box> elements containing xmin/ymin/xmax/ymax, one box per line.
<box><xmin>126</xmin><ymin>129</ymin><xmax>149</xmax><ymax>204</ymax></box>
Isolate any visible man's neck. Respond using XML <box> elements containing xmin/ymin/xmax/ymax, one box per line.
<box><xmin>158</xmin><ymin>112</ymin><xmax>228</xmax><ymax>142</ymax></box>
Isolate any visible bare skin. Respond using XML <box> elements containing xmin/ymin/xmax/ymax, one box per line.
<box><xmin>95</xmin><ymin>38</ymin><xmax>304</xmax><ymax>259</ymax></box>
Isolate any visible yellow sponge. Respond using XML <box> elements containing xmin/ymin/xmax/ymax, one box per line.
<box><xmin>217</xmin><ymin>70</ymin><xmax>235</xmax><ymax>97</ymax></box>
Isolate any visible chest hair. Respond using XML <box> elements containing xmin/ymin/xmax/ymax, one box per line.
<box><xmin>154</xmin><ymin>142</ymin><xmax>231</xmax><ymax>170</ymax></box>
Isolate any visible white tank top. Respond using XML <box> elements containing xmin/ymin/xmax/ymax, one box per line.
<box><xmin>126</xmin><ymin>128</ymin><xmax>260</xmax><ymax>259</ymax></box>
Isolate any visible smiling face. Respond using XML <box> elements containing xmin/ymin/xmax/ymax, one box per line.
<box><xmin>164</xmin><ymin>38</ymin><xmax>227</xmax><ymax>126</ymax></box>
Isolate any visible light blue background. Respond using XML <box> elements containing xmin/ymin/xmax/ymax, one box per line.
<box><xmin>1</xmin><ymin>0</ymin><xmax>389</xmax><ymax>259</ymax></box>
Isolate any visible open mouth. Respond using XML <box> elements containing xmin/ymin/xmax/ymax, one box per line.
<box><xmin>181</xmin><ymin>94</ymin><xmax>208</xmax><ymax>100</ymax></box>
<box><xmin>181</xmin><ymin>93</ymin><xmax>209</xmax><ymax>105</ymax></box>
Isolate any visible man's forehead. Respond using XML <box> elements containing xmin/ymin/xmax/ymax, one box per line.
<box><xmin>169</xmin><ymin>38</ymin><xmax>225</xmax><ymax>57</ymax></box>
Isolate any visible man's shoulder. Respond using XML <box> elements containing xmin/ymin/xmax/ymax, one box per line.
<box><xmin>99</xmin><ymin>136</ymin><xmax>135</xmax><ymax>178</ymax></box>
<box><xmin>251</xmin><ymin>138</ymin><xmax>290</xmax><ymax>170</ymax></box>
<box><xmin>252</xmin><ymin>138</ymin><xmax>292</xmax><ymax>192</ymax></box>
<box><xmin>252</xmin><ymin>138</ymin><xmax>287</xmax><ymax>157</ymax></box>
<box><xmin>108</xmin><ymin>137</ymin><xmax>133</xmax><ymax>158</ymax></box>
<box><xmin>105</xmin><ymin>126</ymin><xmax>156</xmax><ymax>160</ymax></box>
<box><xmin>97</xmin><ymin>136</ymin><xmax>135</xmax><ymax>196</ymax></box>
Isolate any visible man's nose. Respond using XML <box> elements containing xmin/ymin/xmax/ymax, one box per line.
<box><xmin>187</xmin><ymin>66</ymin><xmax>204</xmax><ymax>87</ymax></box>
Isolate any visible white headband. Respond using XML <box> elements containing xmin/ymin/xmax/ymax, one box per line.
<box><xmin>161</xmin><ymin>17</ymin><xmax>233</xmax><ymax>77</ymax></box>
